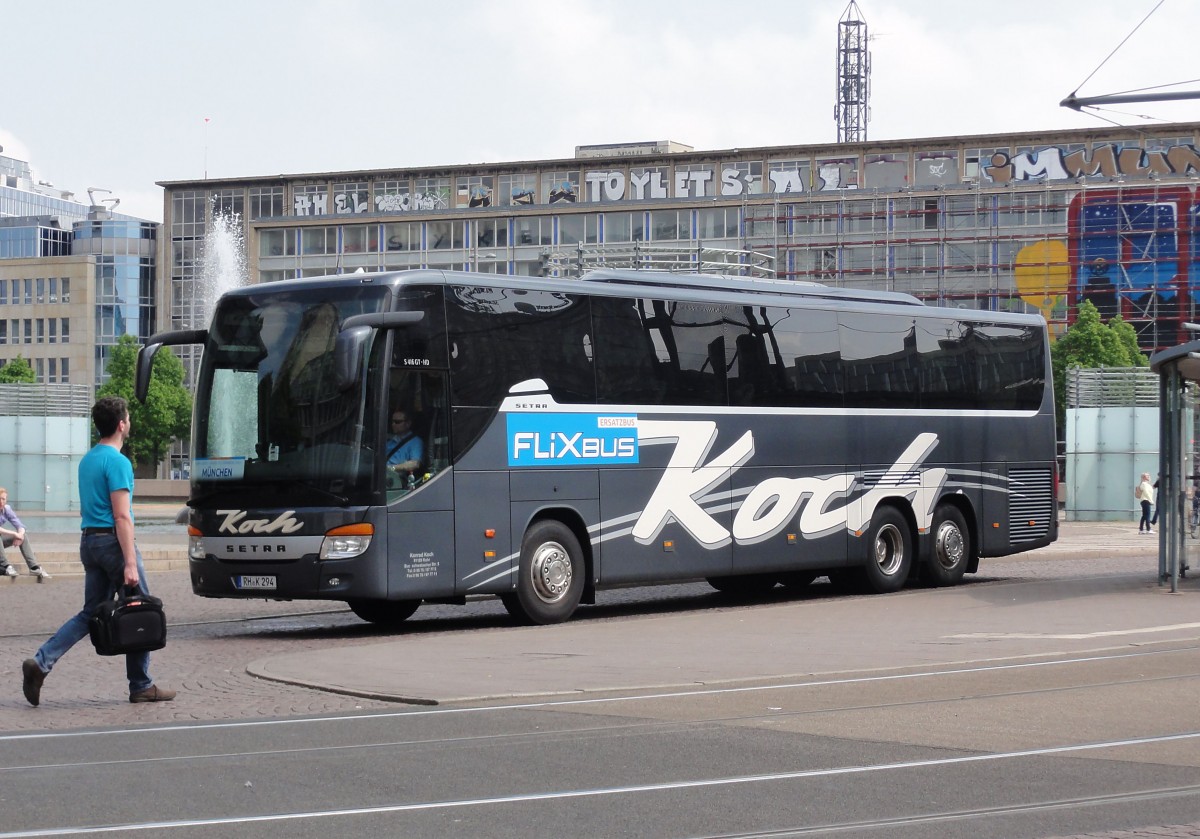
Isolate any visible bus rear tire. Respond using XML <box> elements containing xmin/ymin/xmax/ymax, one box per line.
<box><xmin>504</xmin><ymin>520</ymin><xmax>584</xmax><ymax>625</ymax></box>
<box><xmin>926</xmin><ymin>505</ymin><xmax>969</xmax><ymax>587</ymax></box>
<box><xmin>348</xmin><ymin>598</ymin><xmax>420</xmax><ymax>627</ymax></box>
<box><xmin>860</xmin><ymin>507</ymin><xmax>912</xmax><ymax>594</ymax></box>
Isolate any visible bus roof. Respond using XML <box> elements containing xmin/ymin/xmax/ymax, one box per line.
<box><xmin>228</xmin><ymin>268</ymin><xmax>1042</xmax><ymax>326</ymax></box>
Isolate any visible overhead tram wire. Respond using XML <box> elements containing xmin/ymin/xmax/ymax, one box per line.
<box><xmin>1065</xmin><ymin>0</ymin><xmax>1165</xmax><ymax>99</ymax></box>
<box><xmin>1060</xmin><ymin>0</ymin><xmax>1200</xmax><ymax>124</ymax></box>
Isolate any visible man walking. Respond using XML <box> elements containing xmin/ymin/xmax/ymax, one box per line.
<box><xmin>21</xmin><ymin>396</ymin><xmax>175</xmax><ymax>706</ymax></box>
<box><xmin>0</xmin><ymin>487</ymin><xmax>50</xmax><ymax>580</ymax></box>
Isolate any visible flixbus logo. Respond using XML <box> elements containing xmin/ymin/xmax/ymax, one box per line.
<box><xmin>508</xmin><ymin>414</ymin><xmax>639</xmax><ymax>466</ymax></box>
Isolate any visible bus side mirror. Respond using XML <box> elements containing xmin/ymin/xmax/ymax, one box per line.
<box><xmin>135</xmin><ymin>328</ymin><xmax>207</xmax><ymax>403</ymax></box>
<box><xmin>334</xmin><ymin>310</ymin><xmax>426</xmax><ymax>391</ymax></box>
<box><xmin>135</xmin><ymin>344</ymin><xmax>161</xmax><ymax>403</ymax></box>
<box><xmin>334</xmin><ymin>326</ymin><xmax>374</xmax><ymax>391</ymax></box>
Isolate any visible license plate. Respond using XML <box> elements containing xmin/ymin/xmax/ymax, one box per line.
<box><xmin>235</xmin><ymin>575</ymin><xmax>277</xmax><ymax>590</ymax></box>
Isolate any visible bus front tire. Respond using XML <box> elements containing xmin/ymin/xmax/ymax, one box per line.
<box><xmin>860</xmin><ymin>507</ymin><xmax>912</xmax><ymax>594</ymax></box>
<box><xmin>926</xmin><ymin>505</ymin><xmax>969</xmax><ymax>587</ymax></box>
<box><xmin>503</xmin><ymin>520</ymin><xmax>584</xmax><ymax>625</ymax></box>
<box><xmin>348</xmin><ymin>598</ymin><xmax>420</xmax><ymax>626</ymax></box>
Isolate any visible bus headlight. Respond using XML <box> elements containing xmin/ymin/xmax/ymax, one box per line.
<box><xmin>319</xmin><ymin>523</ymin><xmax>374</xmax><ymax>560</ymax></box>
<box><xmin>188</xmin><ymin>526</ymin><xmax>205</xmax><ymax>560</ymax></box>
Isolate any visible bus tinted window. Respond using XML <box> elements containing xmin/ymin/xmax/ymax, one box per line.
<box><xmin>652</xmin><ymin>301</ymin><xmax>728</xmax><ymax>406</ymax></box>
<box><xmin>593</xmin><ymin>296</ymin><xmax>671</xmax><ymax>405</ymax></box>
<box><xmin>391</xmin><ymin>287</ymin><xmax>447</xmax><ymax>369</ymax></box>
<box><xmin>916</xmin><ymin>316</ymin><xmax>977</xmax><ymax>410</ymax></box>
<box><xmin>975</xmin><ymin>323</ymin><xmax>1044</xmax><ymax>410</ymax></box>
<box><xmin>446</xmin><ymin>286</ymin><xmax>595</xmax><ymax>408</ymax></box>
<box><xmin>840</xmin><ymin>312</ymin><xmax>919</xmax><ymax>408</ymax></box>
<box><xmin>749</xmin><ymin>306</ymin><xmax>843</xmax><ymax>407</ymax></box>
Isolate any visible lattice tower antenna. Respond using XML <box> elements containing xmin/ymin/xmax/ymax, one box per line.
<box><xmin>835</xmin><ymin>1</ymin><xmax>871</xmax><ymax>143</ymax></box>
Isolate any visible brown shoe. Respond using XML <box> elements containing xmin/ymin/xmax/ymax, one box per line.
<box><xmin>129</xmin><ymin>685</ymin><xmax>177</xmax><ymax>704</ymax></box>
<box><xmin>22</xmin><ymin>659</ymin><xmax>45</xmax><ymax>707</ymax></box>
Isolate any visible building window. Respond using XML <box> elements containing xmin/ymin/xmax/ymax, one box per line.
<box><xmin>301</xmin><ymin>227</ymin><xmax>334</xmax><ymax>255</ymax></box>
<box><xmin>0</xmin><ymin>280</ymin><xmax>5</xmax><ymax>305</ymax></box>
<box><xmin>332</xmin><ymin>181</ymin><xmax>369</xmax><ymax>214</ymax></box>
<box><xmin>47</xmin><ymin>357</ymin><xmax>56</xmax><ymax>383</ymax></box>
<box><xmin>373</xmin><ymin>179</ymin><xmax>411</xmax><ymax>213</ymax></box>
<box><xmin>48</xmin><ymin>277</ymin><xmax>57</xmax><ymax>303</ymax></box>
<box><xmin>35</xmin><ymin>358</ymin><xmax>43</xmax><ymax>382</ymax></box>
<box><xmin>498</xmin><ymin>173</ymin><xmax>537</xmax><ymax>206</ymax></box>
<box><xmin>23</xmin><ymin>319</ymin><xmax>31</xmax><ymax>344</ymax></box>
<box><xmin>35</xmin><ymin>277</ymin><xmax>44</xmax><ymax>303</ymax></box>
<box><xmin>211</xmin><ymin>189</ymin><xmax>245</xmax><ymax>220</ymax></box>
<box><xmin>293</xmin><ymin>184</ymin><xmax>329</xmax><ymax>216</ymax></box>
<box><xmin>542</xmin><ymin>170</ymin><xmax>580</xmax><ymax>204</ymax></box>
<box><xmin>61</xmin><ymin>319</ymin><xmax>69</xmax><ymax>343</ymax></box>
<box><xmin>0</xmin><ymin>320</ymin><xmax>6</xmax><ymax>344</ymax></box>
<box><xmin>456</xmin><ymin>176</ymin><xmax>493</xmax><ymax>208</ymax></box>
<box><xmin>48</xmin><ymin>318</ymin><xmax>56</xmax><ymax>344</ymax></box>
<box><xmin>36</xmin><ymin>319</ymin><xmax>44</xmax><ymax>343</ymax></box>
<box><xmin>413</xmin><ymin>177</ymin><xmax>450</xmax><ymax>210</ymax></box>
<box><xmin>60</xmin><ymin>358</ymin><xmax>69</xmax><ymax>383</ymax></box>
<box><xmin>249</xmin><ymin>186</ymin><xmax>286</xmax><ymax>220</ymax></box>
<box><xmin>61</xmin><ymin>278</ymin><xmax>70</xmax><ymax>303</ymax></box>
<box><xmin>342</xmin><ymin>225</ymin><xmax>369</xmax><ymax>254</ymax></box>
<box><xmin>24</xmin><ymin>278</ymin><xmax>32</xmax><ymax>304</ymax></box>
<box><xmin>259</xmin><ymin>228</ymin><xmax>294</xmax><ymax>257</ymax></box>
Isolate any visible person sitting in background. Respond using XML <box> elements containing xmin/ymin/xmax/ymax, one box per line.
<box><xmin>384</xmin><ymin>409</ymin><xmax>423</xmax><ymax>476</ymax></box>
<box><xmin>0</xmin><ymin>487</ymin><xmax>50</xmax><ymax>580</ymax></box>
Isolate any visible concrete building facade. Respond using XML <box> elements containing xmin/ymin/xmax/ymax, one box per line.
<box><xmin>158</xmin><ymin>121</ymin><xmax>1200</xmax><ymax>365</ymax></box>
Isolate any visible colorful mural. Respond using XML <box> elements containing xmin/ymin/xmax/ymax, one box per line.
<box><xmin>1015</xmin><ymin>185</ymin><xmax>1196</xmax><ymax>350</ymax></box>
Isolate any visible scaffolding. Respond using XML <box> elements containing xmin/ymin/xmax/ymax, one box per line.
<box><xmin>739</xmin><ymin>179</ymin><xmax>1200</xmax><ymax>354</ymax></box>
<box><xmin>541</xmin><ymin>242</ymin><xmax>774</xmax><ymax>279</ymax></box>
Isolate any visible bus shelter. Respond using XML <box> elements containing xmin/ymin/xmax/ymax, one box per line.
<box><xmin>1149</xmin><ymin>339</ymin><xmax>1200</xmax><ymax>592</ymax></box>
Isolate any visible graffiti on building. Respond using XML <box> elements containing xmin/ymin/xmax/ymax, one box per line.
<box><xmin>1014</xmin><ymin>185</ymin><xmax>1197</xmax><ymax>350</ymax></box>
<box><xmin>986</xmin><ymin>143</ymin><xmax>1200</xmax><ymax>185</ymax></box>
<box><xmin>371</xmin><ymin>190</ymin><xmax>450</xmax><ymax>214</ymax></box>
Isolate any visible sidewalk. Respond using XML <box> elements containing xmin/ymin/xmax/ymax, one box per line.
<box><xmin>3</xmin><ymin>508</ymin><xmax>1181</xmax><ymax>584</ymax></box>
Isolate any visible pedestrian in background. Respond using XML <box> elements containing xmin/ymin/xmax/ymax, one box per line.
<box><xmin>1135</xmin><ymin>471</ymin><xmax>1155</xmax><ymax>534</ymax></box>
<box><xmin>0</xmin><ymin>487</ymin><xmax>50</xmax><ymax>580</ymax></box>
<box><xmin>21</xmin><ymin>396</ymin><xmax>176</xmax><ymax>707</ymax></box>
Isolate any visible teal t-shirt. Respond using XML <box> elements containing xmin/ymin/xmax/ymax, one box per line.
<box><xmin>79</xmin><ymin>444</ymin><xmax>134</xmax><ymax>529</ymax></box>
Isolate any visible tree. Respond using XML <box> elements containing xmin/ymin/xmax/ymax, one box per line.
<box><xmin>1050</xmin><ymin>299</ymin><xmax>1149</xmax><ymax>430</ymax></box>
<box><xmin>0</xmin><ymin>355</ymin><xmax>36</xmax><ymax>383</ymax></box>
<box><xmin>97</xmin><ymin>334</ymin><xmax>192</xmax><ymax>471</ymax></box>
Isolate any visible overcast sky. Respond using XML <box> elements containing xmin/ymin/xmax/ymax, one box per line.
<box><xmin>3</xmin><ymin>0</ymin><xmax>1197</xmax><ymax>222</ymax></box>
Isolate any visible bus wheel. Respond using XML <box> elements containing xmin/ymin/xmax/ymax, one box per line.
<box><xmin>861</xmin><ymin>507</ymin><xmax>912</xmax><ymax>594</ymax></box>
<box><xmin>348</xmin><ymin>599</ymin><xmax>420</xmax><ymax>627</ymax></box>
<box><xmin>706</xmin><ymin>574</ymin><xmax>778</xmax><ymax>596</ymax></box>
<box><xmin>505</xmin><ymin>520</ymin><xmax>584</xmax><ymax>625</ymax></box>
<box><xmin>926</xmin><ymin>505</ymin><xmax>969</xmax><ymax>587</ymax></box>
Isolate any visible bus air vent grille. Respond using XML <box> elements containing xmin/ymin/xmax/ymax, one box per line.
<box><xmin>1008</xmin><ymin>468</ymin><xmax>1053</xmax><ymax>543</ymax></box>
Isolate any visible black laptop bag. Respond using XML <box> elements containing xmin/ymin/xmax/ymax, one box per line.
<box><xmin>88</xmin><ymin>587</ymin><xmax>167</xmax><ymax>656</ymax></box>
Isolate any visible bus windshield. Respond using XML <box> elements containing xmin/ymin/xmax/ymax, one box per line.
<box><xmin>192</xmin><ymin>285</ymin><xmax>390</xmax><ymax>503</ymax></box>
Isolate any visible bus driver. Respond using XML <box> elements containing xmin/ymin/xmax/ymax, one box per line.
<box><xmin>385</xmin><ymin>409</ymin><xmax>423</xmax><ymax>477</ymax></box>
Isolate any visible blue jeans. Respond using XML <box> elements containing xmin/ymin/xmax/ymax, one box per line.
<box><xmin>34</xmin><ymin>533</ymin><xmax>153</xmax><ymax>693</ymax></box>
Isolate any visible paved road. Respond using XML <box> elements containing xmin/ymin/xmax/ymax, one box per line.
<box><xmin>1</xmin><ymin>515</ymin><xmax>1198</xmax><ymax>837</ymax></box>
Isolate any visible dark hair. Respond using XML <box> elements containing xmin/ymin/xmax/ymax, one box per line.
<box><xmin>92</xmin><ymin>396</ymin><xmax>128</xmax><ymax>437</ymax></box>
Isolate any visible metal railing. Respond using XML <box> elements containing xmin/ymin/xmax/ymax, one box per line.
<box><xmin>0</xmin><ymin>384</ymin><xmax>92</xmax><ymax>417</ymax></box>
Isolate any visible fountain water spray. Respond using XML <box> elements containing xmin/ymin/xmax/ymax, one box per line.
<box><xmin>198</xmin><ymin>209</ymin><xmax>248</xmax><ymax>328</ymax></box>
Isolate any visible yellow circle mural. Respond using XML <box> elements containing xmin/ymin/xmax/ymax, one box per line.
<box><xmin>1014</xmin><ymin>239</ymin><xmax>1069</xmax><ymax>322</ymax></box>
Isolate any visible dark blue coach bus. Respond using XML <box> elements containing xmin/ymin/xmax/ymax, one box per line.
<box><xmin>138</xmin><ymin>268</ymin><xmax>1057</xmax><ymax>625</ymax></box>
